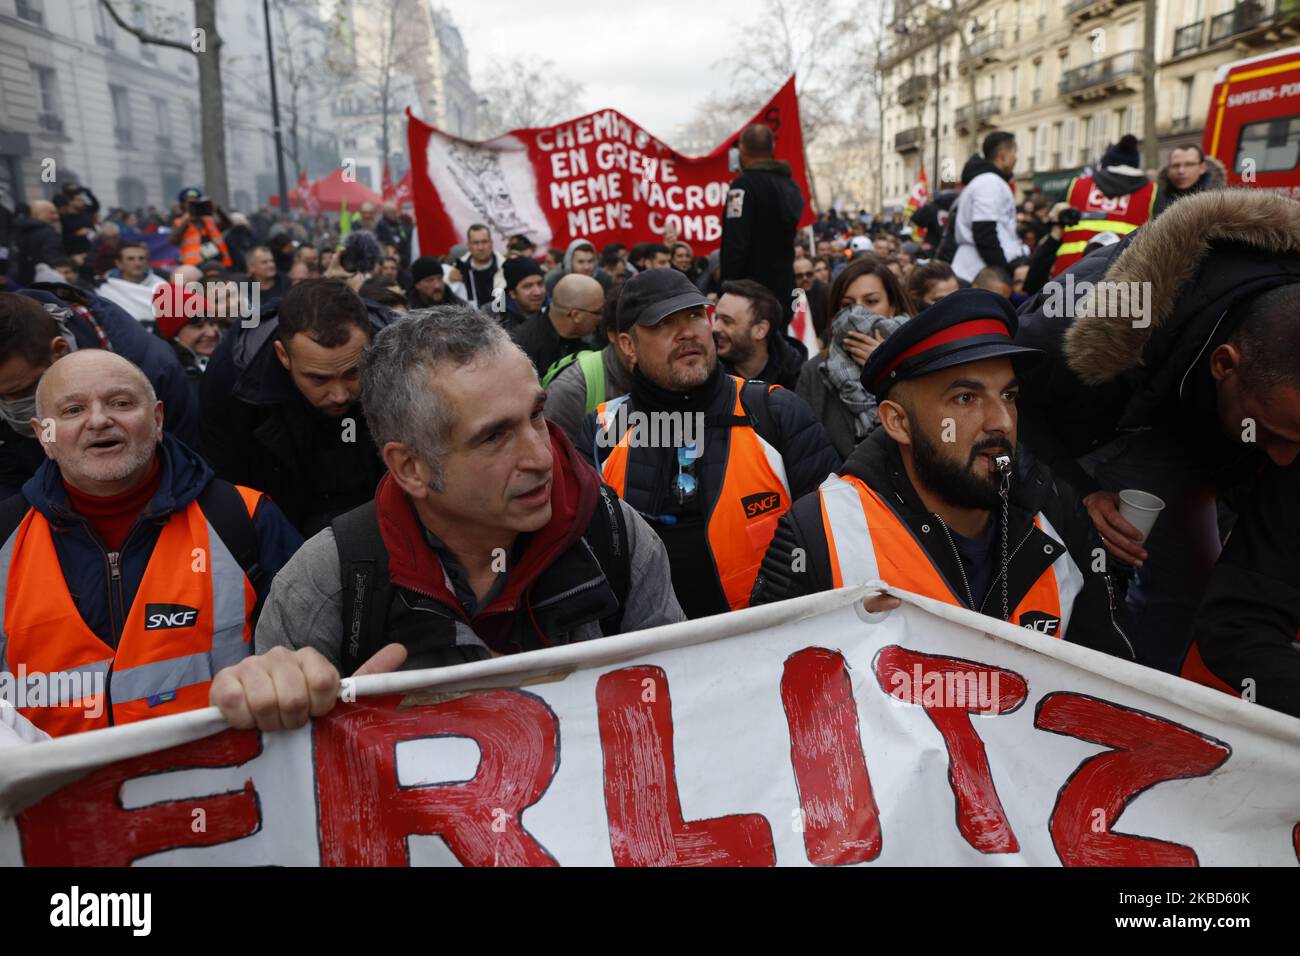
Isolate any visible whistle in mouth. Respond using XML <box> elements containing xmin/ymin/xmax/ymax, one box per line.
<box><xmin>994</xmin><ymin>454</ymin><xmax>1012</xmax><ymax>475</ymax></box>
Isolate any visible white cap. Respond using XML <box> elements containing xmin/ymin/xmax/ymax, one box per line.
<box><xmin>850</xmin><ymin>235</ymin><xmax>872</xmax><ymax>251</ymax></box>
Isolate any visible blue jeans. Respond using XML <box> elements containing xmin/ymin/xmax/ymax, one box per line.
<box><xmin>1080</xmin><ymin>432</ymin><xmax>1222</xmax><ymax>673</ymax></box>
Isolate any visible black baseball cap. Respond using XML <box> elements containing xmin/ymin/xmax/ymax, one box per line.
<box><xmin>861</xmin><ymin>288</ymin><xmax>1040</xmax><ymax>399</ymax></box>
<box><xmin>616</xmin><ymin>267</ymin><xmax>712</xmax><ymax>332</ymax></box>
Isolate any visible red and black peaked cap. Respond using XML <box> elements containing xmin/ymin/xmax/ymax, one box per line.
<box><xmin>861</xmin><ymin>288</ymin><xmax>1041</xmax><ymax>399</ymax></box>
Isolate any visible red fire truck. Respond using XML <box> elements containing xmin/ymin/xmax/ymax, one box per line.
<box><xmin>1204</xmin><ymin>44</ymin><xmax>1300</xmax><ymax>198</ymax></box>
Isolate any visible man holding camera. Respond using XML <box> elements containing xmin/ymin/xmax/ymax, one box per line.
<box><xmin>173</xmin><ymin>187</ymin><xmax>232</xmax><ymax>269</ymax></box>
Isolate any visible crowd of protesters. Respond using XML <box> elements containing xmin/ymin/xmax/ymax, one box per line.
<box><xmin>0</xmin><ymin>120</ymin><xmax>1297</xmax><ymax>742</ymax></box>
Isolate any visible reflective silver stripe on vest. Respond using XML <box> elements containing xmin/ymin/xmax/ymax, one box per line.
<box><xmin>1035</xmin><ymin>512</ymin><xmax>1085</xmax><ymax>639</ymax></box>
<box><xmin>107</xmin><ymin>514</ymin><xmax>251</xmax><ymax>705</ymax></box>
<box><xmin>205</xmin><ymin>515</ymin><xmax>251</xmax><ymax>663</ymax></box>
<box><xmin>818</xmin><ymin>476</ymin><xmax>878</xmax><ymax>586</ymax></box>
<box><xmin>0</xmin><ymin>517</ymin><xmax>20</xmax><ymax>677</ymax></box>
<box><xmin>755</xmin><ymin>433</ymin><xmax>792</xmax><ymax>500</ymax></box>
<box><xmin>110</xmin><ymin>651</ymin><xmax>215</xmax><ymax>703</ymax></box>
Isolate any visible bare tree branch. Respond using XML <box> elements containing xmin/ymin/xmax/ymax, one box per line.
<box><xmin>98</xmin><ymin>0</ymin><xmax>193</xmax><ymax>52</ymax></box>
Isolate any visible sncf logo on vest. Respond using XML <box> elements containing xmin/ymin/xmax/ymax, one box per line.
<box><xmin>1018</xmin><ymin>611</ymin><xmax>1061</xmax><ymax>636</ymax></box>
<box><xmin>741</xmin><ymin>490</ymin><xmax>782</xmax><ymax>519</ymax></box>
<box><xmin>143</xmin><ymin>604</ymin><xmax>200</xmax><ymax>631</ymax></box>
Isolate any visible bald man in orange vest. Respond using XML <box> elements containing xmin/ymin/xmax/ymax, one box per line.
<box><xmin>0</xmin><ymin>350</ymin><xmax>301</xmax><ymax>736</ymax></box>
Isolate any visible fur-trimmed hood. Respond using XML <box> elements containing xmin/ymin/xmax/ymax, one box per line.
<box><xmin>1064</xmin><ymin>188</ymin><xmax>1300</xmax><ymax>385</ymax></box>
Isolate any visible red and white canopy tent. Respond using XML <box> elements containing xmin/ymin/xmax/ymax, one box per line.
<box><xmin>268</xmin><ymin>168</ymin><xmax>383</xmax><ymax>213</ymax></box>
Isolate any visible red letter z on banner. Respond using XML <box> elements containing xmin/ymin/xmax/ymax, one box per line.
<box><xmin>597</xmin><ymin>665</ymin><xmax>776</xmax><ymax>866</ymax></box>
<box><xmin>873</xmin><ymin>646</ymin><xmax>1028</xmax><ymax>854</ymax></box>
<box><xmin>18</xmin><ymin>730</ymin><xmax>262</xmax><ymax>866</ymax></box>
<box><xmin>315</xmin><ymin>691</ymin><xmax>560</xmax><ymax>867</ymax></box>
<box><xmin>1035</xmin><ymin>692</ymin><xmax>1231</xmax><ymax>866</ymax></box>
<box><xmin>781</xmin><ymin>647</ymin><xmax>881</xmax><ymax>865</ymax></box>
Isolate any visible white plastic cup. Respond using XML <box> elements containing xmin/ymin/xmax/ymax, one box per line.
<box><xmin>1118</xmin><ymin>489</ymin><xmax>1165</xmax><ymax>540</ymax></box>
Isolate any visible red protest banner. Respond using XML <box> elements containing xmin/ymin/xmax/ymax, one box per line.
<box><xmin>407</xmin><ymin>76</ymin><xmax>814</xmax><ymax>257</ymax></box>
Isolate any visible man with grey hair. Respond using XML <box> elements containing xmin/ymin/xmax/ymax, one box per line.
<box><xmin>0</xmin><ymin>349</ymin><xmax>301</xmax><ymax>736</ymax></box>
<box><xmin>211</xmin><ymin>305</ymin><xmax>683</xmax><ymax>731</ymax></box>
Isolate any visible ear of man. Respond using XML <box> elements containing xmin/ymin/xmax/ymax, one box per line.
<box><xmin>382</xmin><ymin>440</ymin><xmax>433</xmax><ymax>499</ymax></box>
<box><xmin>1208</xmin><ymin>342</ymin><xmax>1241</xmax><ymax>383</ymax></box>
<box><xmin>877</xmin><ymin>382</ymin><xmax>917</xmax><ymax>447</ymax></box>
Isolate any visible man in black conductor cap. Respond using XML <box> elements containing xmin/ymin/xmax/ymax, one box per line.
<box><xmin>751</xmin><ymin>289</ymin><xmax>1138</xmax><ymax>659</ymax></box>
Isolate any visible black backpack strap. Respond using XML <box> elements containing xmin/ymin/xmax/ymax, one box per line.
<box><xmin>196</xmin><ymin>480</ymin><xmax>266</xmax><ymax>617</ymax></box>
<box><xmin>331</xmin><ymin>500</ymin><xmax>391</xmax><ymax>676</ymax></box>
<box><xmin>739</xmin><ymin>380</ymin><xmax>780</xmax><ymax>448</ymax></box>
<box><xmin>583</xmin><ymin>482</ymin><xmax>631</xmax><ymax>635</ymax></box>
<box><xmin>0</xmin><ymin>493</ymin><xmax>32</xmax><ymax>546</ymax></box>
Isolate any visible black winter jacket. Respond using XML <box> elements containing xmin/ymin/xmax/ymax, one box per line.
<box><xmin>198</xmin><ymin>298</ymin><xmax>394</xmax><ymax>536</ymax></box>
<box><xmin>1014</xmin><ymin>189</ymin><xmax>1300</xmax><ymax>498</ymax></box>
<box><xmin>751</xmin><ymin>428</ymin><xmax>1137</xmax><ymax>661</ymax></box>
<box><xmin>720</xmin><ymin>158</ymin><xmax>805</xmax><ymax>326</ymax></box>
<box><xmin>1189</xmin><ymin>459</ymin><xmax>1300</xmax><ymax>715</ymax></box>
<box><xmin>13</xmin><ymin>215</ymin><xmax>64</xmax><ymax>285</ymax></box>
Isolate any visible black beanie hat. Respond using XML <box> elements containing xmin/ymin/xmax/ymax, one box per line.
<box><xmin>504</xmin><ymin>255</ymin><xmax>544</xmax><ymax>291</ymax></box>
<box><xmin>410</xmin><ymin>256</ymin><xmax>442</xmax><ymax>284</ymax></box>
<box><xmin>1101</xmin><ymin>134</ymin><xmax>1141</xmax><ymax>169</ymax></box>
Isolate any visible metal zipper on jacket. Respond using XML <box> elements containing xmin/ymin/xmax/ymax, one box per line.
<box><xmin>933</xmin><ymin>516</ymin><xmax>977</xmax><ymax>610</ymax></box>
<box><xmin>95</xmin><ymin>520</ymin><xmax>148</xmax><ymax>726</ymax></box>
<box><xmin>978</xmin><ymin>525</ymin><xmax>1036</xmax><ymax>616</ymax></box>
<box><xmin>529</xmin><ymin>575</ymin><xmax>606</xmax><ymax>610</ymax></box>
<box><xmin>1104</xmin><ymin>575</ymin><xmax>1137</xmax><ymax>659</ymax></box>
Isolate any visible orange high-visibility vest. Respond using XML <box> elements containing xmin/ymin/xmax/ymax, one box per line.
<box><xmin>595</xmin><ymin>376</ymin><xmax>792</xmax><ymax>610</ymax></box>
<box><xmin>1050</xmin><ymin>175</ymin><xmax>1157</xmax><ymax>276</ymax></box>
<box><xmin>817</xmin><ymin>473</ymin><xmax>1084</xmax><ymax>635</ymax></box>
<box><xmin>177</xmin><ymin>216</ymin><xmax>232</xmax><ymax>268</ymax></box>
<box><xmin>0</xmin><ymin>487</ymin><xmax>261</xmax><ymax>736</ymax></box>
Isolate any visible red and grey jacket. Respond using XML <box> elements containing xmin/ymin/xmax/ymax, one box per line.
<box><xmin>751</xmin><ymin>428</ymin><xmax>1136</xmax><ymax>660</ymax></box>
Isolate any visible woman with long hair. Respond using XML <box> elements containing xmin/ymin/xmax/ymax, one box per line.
<box><xmin>795</xmin><ymin>255</ymin><xmax>916</xmax><ymax>458</ymax></box>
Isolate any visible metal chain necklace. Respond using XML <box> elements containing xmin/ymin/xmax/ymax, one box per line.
<box><xmin>994</xmin><ymin>455</ymin><xmax>1013</xmax><ymax>622</ymax></box>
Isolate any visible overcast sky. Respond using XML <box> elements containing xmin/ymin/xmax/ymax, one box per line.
<box><xmin>452</xmin><ymin>1</ymin><xmax>748</xmax><ymax>145</ymax></box>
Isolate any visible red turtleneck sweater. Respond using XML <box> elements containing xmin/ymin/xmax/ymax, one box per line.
<box><xmin>63</xmin><ymin>456</ymin><xmax>162</xmax><ymax>552</ymax></box>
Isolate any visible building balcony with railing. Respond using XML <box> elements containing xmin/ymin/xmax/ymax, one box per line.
<box><xmin>1066</xmin><ymin>0</ymin><xmax>1139</xmax><ymax>23</ymax></box>
<box><xmin>954</xmin><ymin>96</ymin><xmax>1002</xmax><ymax>131</ymax></box>
<box><xmin>960</xmin><ymin>30</ymin><xmax>1003</xmax><ymax>70</ymax></box>
<box><xmin>1173</xmin><ymin>20</ymin><xmax>1205</xmax><ymax>56</ymax></box>
<box><xmin>898</xmin><ymin>74</ymin><xmax>930</xmax><ymax>107</ymax></box>
<box><xmin>1207</xmin><ymin>0</ymin><xmax>1298</xmax><ymax>47</ymax></box>
<box><xmin>895</xmin><ymin>126</ymin><xmax>925</xmax><ymax>152</ymax></box>
<box><xmin>895</xmin><ymin>125</ymin><xmax>926</xmax><ymax>151</ymax></box>
<box><xmin>38</xmin><ymin>112</ymin><xmax>64</xmax><ymax>135</ymax></box>
<box><xmin>1060</xmin><ymin>50</ymin><xmax>1142</xmax><ymax>101</ymax></box>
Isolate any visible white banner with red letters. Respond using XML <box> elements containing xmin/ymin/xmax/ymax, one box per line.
<box><xmin>2</xmin><ymin>584</ymin><xmax>1298</xmax><ymax>867</ymax></box>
